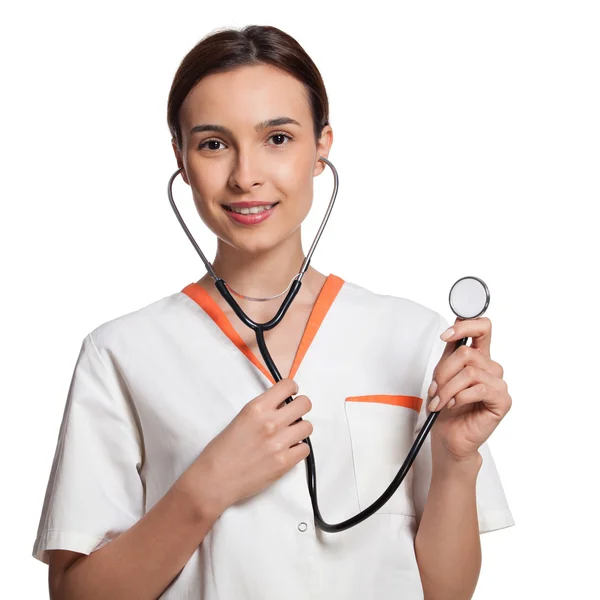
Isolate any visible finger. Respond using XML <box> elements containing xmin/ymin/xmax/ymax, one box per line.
<box><xmin>277</xmin><ymin>394</ymin><xmax>313</xmax><ymax>426</ymax></box>
<box><xmin>262</xmin><ymin>378</ymin><xmax>299</xmax><ymax>410</ymax></box>
<box><xmin>450</xmin><ymin>378</ymin><xmax>510</xmax><ymax>420</ymax></box>
<box><xmin>440</xmin><ymin>316</ymin><xmax>492</xmax><ymax>357</ymax></box>
<box><xmin>287</xmin><ymin>436</ymin><xmax>312</xmax><ymax>465</ymax></box>
<box><xmin>282</xmin><ymin>417</ymin><xmax>314</xmax><ymax>447</ymax></box>
<box><xmin>432</xmin><ymin>344</ymin><xmax>498</xmax><ymax>394</ymax></box>
<box><xmin>430</xmin><ymin>366</ymin><xmax>506</xmax><ymax>414</ymax></box>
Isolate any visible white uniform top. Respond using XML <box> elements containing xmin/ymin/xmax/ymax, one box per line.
<box><xmin>32</xmin><ymin>273</ymin><xmax>515</xmax><ymax>599</ymax></box>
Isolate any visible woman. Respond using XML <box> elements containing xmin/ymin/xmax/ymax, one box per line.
<box><xmin>32</xmin><ymin>25</ymin><xmax>515</xmax><ymax>599</ymax></box>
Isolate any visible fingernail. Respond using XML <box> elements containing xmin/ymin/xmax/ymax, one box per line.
<box><xmin>428</xmin><ymin>380</ymin><xmax>438</xmax><ymax>397</ymax></box>
<box><xmin>448</xmin><ymin>398</ymin><xmax>456</xmax><ymax>409</ymax></box>
<box><xmin>440</xmin><ymin>327</ymin><xmax>455</xmax><ymax>341</ymax></box>
<box><xmin>428</xmin><ymin>396</ymin><xmax>440</xmax><ymax>412</ymax></box>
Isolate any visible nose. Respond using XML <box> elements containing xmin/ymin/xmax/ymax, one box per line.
<box><xmin>228</xmin><ymin>144</ymin><xmax>264</xmax><ymax>192</ymax></box>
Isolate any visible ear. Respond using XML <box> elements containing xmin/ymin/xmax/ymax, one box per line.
<box><xmin>314</xmin><ymin>125</ymin><xmax>334</xmax><ymax>176</ymax></box>
<box><xmin>171</xmin><ymin>138</ymin><xmax>190</xmax><ymax>185</ymax></box>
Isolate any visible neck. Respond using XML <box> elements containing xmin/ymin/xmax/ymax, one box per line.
<box><xmin>198</xmin><ymin>230</ymin><xmax>325</xmax><ymax>304</ymax></box>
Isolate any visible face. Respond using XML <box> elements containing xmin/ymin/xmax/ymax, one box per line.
<box><xmin>173</xmin><ymin>63</ymin><xmax>333</xmax><ymax>256</ymax></box>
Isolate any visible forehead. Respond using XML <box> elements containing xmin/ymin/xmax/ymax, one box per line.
<box><xmin>179</xmin><ymin>64</ymin><xmax>310</xmax><ymax>132</ymax></box>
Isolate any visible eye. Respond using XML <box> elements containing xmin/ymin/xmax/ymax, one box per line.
<box><xmin>268</xmin><ymin>132</ymin><xmax>294</xmax><ymax>146</ymax></box>
<box><xmin>197</xmin><ymin>132</ymin><xmax>294</xmax><ymax>152</ymax></box>
<box><xmin>198</xmin><ymin>139</ymin><xmax>226</xmax><ymax>151</ymax></box>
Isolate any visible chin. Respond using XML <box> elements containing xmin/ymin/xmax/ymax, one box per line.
<box><xmin>238</xmin><ymin>238</ymin><xmax>282</xmax><ymax>256</ymax></box>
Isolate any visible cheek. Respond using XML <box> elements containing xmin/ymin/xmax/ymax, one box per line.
<box><xmin>184</xmin><ymin>171</ymin><xmax>225</xmax><ymax>231</ymax></box>
<box><xmin>274</xmin><ymin>159</ymin><xmax>314</xmax><ymax>203</ymax></box>
<box><xmin>187</xmin><ymin>160</ymin><xmax>224</xmax><ymax>196</ymax></box>
<box><xmin>186</xmin><ymin>166</ymin><xmax>226</xmax><ymax>214</ymax></box>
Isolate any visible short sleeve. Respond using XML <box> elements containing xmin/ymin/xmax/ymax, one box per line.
<box><xmin>32</xmin><ymin>333</ymin><xmax>145</xmax><ymax>565</ymax></box>
<box><xmin>411</xmin><ymin>314</ymin><xmax>515</xmax><ymax>534</ymax></box>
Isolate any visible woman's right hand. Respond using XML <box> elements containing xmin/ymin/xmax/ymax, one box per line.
<box><xmin>181</xmin><ymin>378</ymin><xmax>313</xmax><ymax>519</ymax></box>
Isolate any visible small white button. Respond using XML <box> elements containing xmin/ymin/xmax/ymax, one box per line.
<box><xmin>297</xmin><ymin>522</ymin><xmax>308</xmax><ymax>532</ymax></box>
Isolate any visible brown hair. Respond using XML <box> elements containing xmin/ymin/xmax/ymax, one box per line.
<box><xmin>167</xmin><ymin>25</ymin><xmax>330</xmax><ymax>151</ymax></box>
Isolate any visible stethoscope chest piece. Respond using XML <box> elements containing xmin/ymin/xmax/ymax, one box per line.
<box><xmin>449</xmin><ymin>276</ymin><xmax>490</xmax><ymax>319</ymax></box>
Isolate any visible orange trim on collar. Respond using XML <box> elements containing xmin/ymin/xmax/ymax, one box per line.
<box><xmin>181</xmin><ymin>274</ymin><xmax>345</xmax><ymax>385</ymax></box>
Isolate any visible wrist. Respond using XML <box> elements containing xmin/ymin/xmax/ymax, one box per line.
<box><xmin>176</xmin><ymin>457</ymin><xmax>228</xmax><ymax>523</ymax></box>
<box><xmin>431</xmin><ymin>440</ymin><xmax>483</xmax><ymax>477</ymax></box>
<box><xmin>431</xmin><ymin>458</ymin><xmax>482</xmax><ymax>488</ymax></box>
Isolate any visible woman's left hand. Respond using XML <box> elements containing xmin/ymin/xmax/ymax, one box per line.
<box><xmin>426</xmin><ymin>316</ymin><xmax>512</xmax><ymax>463</ymax></box>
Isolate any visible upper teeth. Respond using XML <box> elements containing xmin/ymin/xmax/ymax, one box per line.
<box><xmin>228</xmin><ymin>204</ymin><xmax>276</xmax><ymax>215</ymax></box>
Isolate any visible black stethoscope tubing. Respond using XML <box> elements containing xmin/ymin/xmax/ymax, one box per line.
<box><xmin>167</xmin><ymin>157</ymin><xmax>467</xmax><ymax>532</ymax></box>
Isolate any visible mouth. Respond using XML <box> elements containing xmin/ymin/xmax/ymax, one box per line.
<box><xmin>222</xmin><ymin>202</ymin><xmax>280</xmax><ymax>225</ymax></box>
<box><xmin>222</xmin><ymin>201</ymin><xmax>280</xmax><ymax>215</ymax></box>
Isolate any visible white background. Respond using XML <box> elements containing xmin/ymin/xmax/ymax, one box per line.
<box><xmin>2</xmin><ymin>1</ymin><xmax>598</xmax><ymax>597</ymax></box>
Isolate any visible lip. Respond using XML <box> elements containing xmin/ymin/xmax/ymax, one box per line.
<box><xmin>222</xmin><ymin>201</ymin><xmax>279</xmax><ymax>208</ymax></box>
<box><xmin>223</xmin><ymin>202</ymin><xmax>278</xmax><ymax>225</ymax></box>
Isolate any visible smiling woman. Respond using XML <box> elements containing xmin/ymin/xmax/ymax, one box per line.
<box><xmin>32</xmin><ymin>23</ymin><xmax>514</xmax><ymax>600</ymax></box>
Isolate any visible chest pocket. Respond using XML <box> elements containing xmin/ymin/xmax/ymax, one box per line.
<box><xmin>344</xmin><ymin>394</ymin><xmax>422</xmax><ymax>516</ymax></box>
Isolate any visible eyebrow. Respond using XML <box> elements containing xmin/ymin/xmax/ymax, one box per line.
<box><xmin>189</xmin><ymin>117</ymin><xmax>301</xmax><ymax>136</ymax></box>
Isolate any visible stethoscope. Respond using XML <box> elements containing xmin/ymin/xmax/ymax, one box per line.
<box><xmin>167</xmin><ymin>156</ymin><xmax>491</xmax><ymax>533</ymax></box>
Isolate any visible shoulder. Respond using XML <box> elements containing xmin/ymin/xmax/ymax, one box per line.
<box><xmin>86</xmin><ymin>289</ymin><xmax>193</xmax><ymax>351</ymax></box>
<box><xmin>338</xmin><ymin>276</ymin><xmax>444</xmax><ymax>330</ymax></box>
<box><xmin>333</xmin><ymin>276</ymin><xmax>449</xmax><ymax>368</ymax></box>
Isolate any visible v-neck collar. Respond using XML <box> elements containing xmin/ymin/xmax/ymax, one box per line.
<box><xmin>181</xmin><ymin>273</ymin><xmax>345</xmax><ymax>385</ymax></box>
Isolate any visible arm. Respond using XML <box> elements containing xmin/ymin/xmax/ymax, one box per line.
<box><xmin>55</xmin><ymin>460</ymin><xmax>222</xmax><ymax>600</ymax></box>
<box><xmin>414</xmin><ymin>448</ymin><xmax>483</xmax><ymax>600</ymax></box>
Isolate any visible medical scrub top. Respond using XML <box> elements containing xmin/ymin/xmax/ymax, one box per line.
<box><xmin>32</xmin><ymin>273</ymin><xmax>515</xmax><ymax>599</ymax></box>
